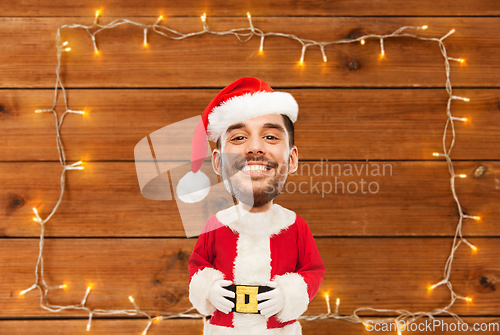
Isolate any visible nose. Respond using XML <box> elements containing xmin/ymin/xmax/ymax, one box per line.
<box><xmin>245</xmin><ymin>136</ymin><xmax>266</xmax><ymax>155</ymax></box>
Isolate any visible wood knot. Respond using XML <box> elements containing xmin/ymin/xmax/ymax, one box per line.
<box><xmin>8</xmin><ymin>194</ymin><xmax>25</xmax><ymax>210</ymax></box>
<box><xmin>474</xmin><ymin>165</ymin><xmax>486</xmax><ymax>178</ymax></box>
<box><xmin>177</xmin><ymin>251</ymin><xmax>185</xmax><ymax>260</ymax></box>
<box><xmin>479</xmin><ymin>275</ymin><xmax>497</xmax><ymax>291</ymax></box>
<box><xmin>348</xmin><ymin>60</ymin><xmax>360</xmax><ymax>71</ymax></box>
<box><xmin>347</xmin><ymin>29</ymin><xmax>365</xmax><ymax>40</ymax></box>
<box><xmin>474</xmin><ymin>272</ymin><xmax>498</xmax><ymax>293</ymax></box>
<box><xmin>165</xmin><ymin>293</ymin><xmax>178</xmax><ymax>304</ymax></box>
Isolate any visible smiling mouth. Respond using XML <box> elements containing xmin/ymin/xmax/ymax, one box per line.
<box><xmin>240</xmin><ymin>164</ymin><xmax>272</xmax><ymax>173</ymax></box>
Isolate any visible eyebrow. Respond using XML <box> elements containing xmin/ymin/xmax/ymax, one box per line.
<box><xmin>225</xmin><ymin>122</ymin><xmax>286</xmax><ymax>137</ymax></box>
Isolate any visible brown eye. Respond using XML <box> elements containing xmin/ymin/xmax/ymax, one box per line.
<box><xmin>232</xmin><ymin>136</ymin><xmax>245</xmax><ymax>141</ymax></box>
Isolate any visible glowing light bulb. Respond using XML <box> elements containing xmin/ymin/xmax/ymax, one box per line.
<box><xmin>323</xmin><ymin>55</ymin><xmax>327</xmax><ymax>62</ymax></box>
<box><xmin>62</xmin><ymin>41</ymin><xmax>68</xmax><ymax>46</ymax></box>
<box><xmin>422</xmin><ymin>25</ymin><xmax>428</xmax><ymax>30</ymax></box>
<box><xmin>129</xmin><ymin>296</ymin><xmax>134</xmax><ymax>303</ymax></box>
<box><xmin>459</xmin><ymin>174</ymin><xmax>466</xmax><ymax>178</ymax></box>
<box><xmin>470</xmin><ymin>245</ymin><xmax>477</xmax><ymax>252</ymax></box>
<box><xmin>32</xmin><ymin>208</ymin><xmax>42</xmax><ymax>223</ymax></box>
<box><xmin>159</xmin><ymin>15</ymin><xmax>163</xmax><ymax>21</ymax></box>
<box><xmin>95</xmin><ymin>10</ymin><xmax>100</xmax><ymax>19</ymax></box>
<box><xmin>65</xmin><ymin>47</ymin><xmax>71</xmax><ymax>52</ymax></box>
<box><xmin>247</xmin><ymin>12</ymin><xmax>251</xmax><ymax>19</ymax></box>
<box><xmin>360</xmin><ymin>39</ymin><xmax>365</xmax><ymax>45</ymax></box>
<box><xmin>336</xmin><ymin>298</ymin><xmax>340</xmax><ymax>306</ymax></box>
<box><xmin>472</xmin><ymin>216</ymin><xmax>481</xmax><ymax>220</ymax></box>
<box><xmin>201</xmin><ymin>13</ymin><xmax>206</xmax><ymax>22</ymax></box>
<box><xmin>95</xmin><ymin>50</ymin><xmax>99</xmax><ymax>55</ymax></box>
<box><xmin>432</xmin><ymin>152</ymin><xmax>440</xmax><ymax>156</ymax></box>
<box><xmin>87</xmin><ymin>324</ymin><xmax>91</xmax><ymax>331</ymax></box>
<box><xmin>381</xmin><ymin>50</ymin><xmax>385</xmax><ymax>56</ymax></box>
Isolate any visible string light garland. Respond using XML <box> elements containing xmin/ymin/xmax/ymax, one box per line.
<box><xmin>22</xmin><ymin>10</ymin><xmax>482</xmax><ymax>334</ymax></box>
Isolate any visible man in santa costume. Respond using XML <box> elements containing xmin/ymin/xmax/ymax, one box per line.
<box><xmin>183</xmin><ymin>77</ymin><xmax>325</xmax><ymax>335</ymax></box>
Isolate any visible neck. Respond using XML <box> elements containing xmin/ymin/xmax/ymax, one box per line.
<box><xmin>238</xmin><ymin>200</ymin><xmax>273</xmax><ymax>213</ymax></box>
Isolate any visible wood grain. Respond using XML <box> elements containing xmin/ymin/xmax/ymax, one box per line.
<box><xmin>1</xmin><ymin>0</ymin><xmax>499</xmax><ymax>17</ymax></box>
<box><xmin>3</xmin><ymin>238</ymin><xmax>499</xmax><ymax>317</ymax></box>
<box><xmin>1</xmin><ymin>89</ymin><xmax>498</xmax><ymax>161</ymax></box>
<box><xmin>0</xmin><ymin>318</ymin><xmax>498</xmax><ymax>335</ymax></box>
<box><xmin>1</xmin><ymin>161</ymin><xmax>497</xmax><ymax>237</ymax></box>
<box><xmin>2</xmin><ymin>1</ymin><xmax>499</xmax><ymax>332</ymax></box>
<box><xmin>0</xmin><ymin>18</ymin><xmax>498</xmax><ymax>88</ymax></box>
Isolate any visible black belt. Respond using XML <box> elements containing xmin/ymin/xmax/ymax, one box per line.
<box><xmin>223</xmin><ymin>284</ymin><xmax>273</xmax><ymax>314</ymax></box>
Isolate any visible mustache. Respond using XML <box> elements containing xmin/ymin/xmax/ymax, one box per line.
<box><xmin>232</xmin><ymin>154</ymin><xmax>279</xmax><ymax>170</ymax></box>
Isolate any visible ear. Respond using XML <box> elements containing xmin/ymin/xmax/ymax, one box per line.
<box><xmin>288</xmin><ymin>145</ymin><xmax>298</xmax><ymax>174</ymax></box>
<box><xmin>212</xmin><ymin>148</ymin><xmax>221</xmax><ymax>175</ymax></box>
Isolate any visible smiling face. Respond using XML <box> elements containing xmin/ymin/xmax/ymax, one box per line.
<box><xmin>212</xmin><ymin>114</ymin><xmax>298</xmax><ymax>212</ymax></box>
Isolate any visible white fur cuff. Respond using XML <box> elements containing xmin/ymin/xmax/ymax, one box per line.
<box><xmin>189</xmin><ymin>267</ymin><xmax>225</xmax><ymax>315</ymax></box>
<box><xmin>274</xmin><ymin>273</ymin><xmax>309</xmax><ymax>322</ymax></box>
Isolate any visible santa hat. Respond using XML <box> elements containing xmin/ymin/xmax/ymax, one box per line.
<box><xmin>176</xmin><ymin>77</ymin><xmax>299</xmax><ymax>203</ymax></box>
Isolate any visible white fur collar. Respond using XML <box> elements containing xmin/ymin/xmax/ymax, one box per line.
<box><xmin>215</xmin><ymin>202</ymin><xmax>296</xmax><ymax>237</ymax></box>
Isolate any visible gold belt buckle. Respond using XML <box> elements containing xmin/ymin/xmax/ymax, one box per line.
<box><xmin>235</xmin><ymin>285</ymin><xmax>259</xmax><ymax>313</ymax></box>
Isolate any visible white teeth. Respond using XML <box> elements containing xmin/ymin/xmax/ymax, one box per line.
<box><xmin>241</xmin><ymin>165</ymin><xmax>268</xmax><ymax>172</ymax></box>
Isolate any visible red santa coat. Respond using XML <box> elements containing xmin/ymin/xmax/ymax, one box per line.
<box><xmin>188</xmin><ymin>203</ymin><xmax>325</xmax><ymax>335</ymax></box>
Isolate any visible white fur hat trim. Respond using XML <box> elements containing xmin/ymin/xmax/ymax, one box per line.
<box><xmin>207</xmin><ymin>91</ymin><xmax>298</xmax><ymax>142</ymax></box>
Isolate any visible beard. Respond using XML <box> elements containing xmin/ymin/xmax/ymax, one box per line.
<box><xmin>219</xmin><ymin>153</ymin><xmax>289</xmax><ymax>208</ymax></box>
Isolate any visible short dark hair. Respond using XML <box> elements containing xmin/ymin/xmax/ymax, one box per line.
<box><xmin>216</xmin><ymin>114</ymin><xmax>294</xmax><ymax>150</ymax></box>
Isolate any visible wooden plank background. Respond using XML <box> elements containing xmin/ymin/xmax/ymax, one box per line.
<box><xmin>1</xmin><ymin>1</ymin><xmax>499</xmax><ymax>334</ymax></box>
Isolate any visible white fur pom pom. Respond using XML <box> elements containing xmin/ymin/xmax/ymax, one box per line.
<box><xmin>176</xmin><ymin>170</ymin><xmax>211</xmax><ymax>203</ymax></box>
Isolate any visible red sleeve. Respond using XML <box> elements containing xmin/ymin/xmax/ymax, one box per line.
<box><xmin>296</xmin><ymin>216</ymin><xmax>325</xmax><ymax>302</ymax></box>
<box><xmin>274</xmin><ymin>216</ymin><xmax>325</xmax><ymax>322</ymax></box>
<box><xmin>187</xmin><ymin>216</ymin><xmax>226</xmax><ymax>315</ymax></box>
<box><xmin>188</xmin><ymin>216</ymin><xmax>217</xmax><ymax>281</ymax></box>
